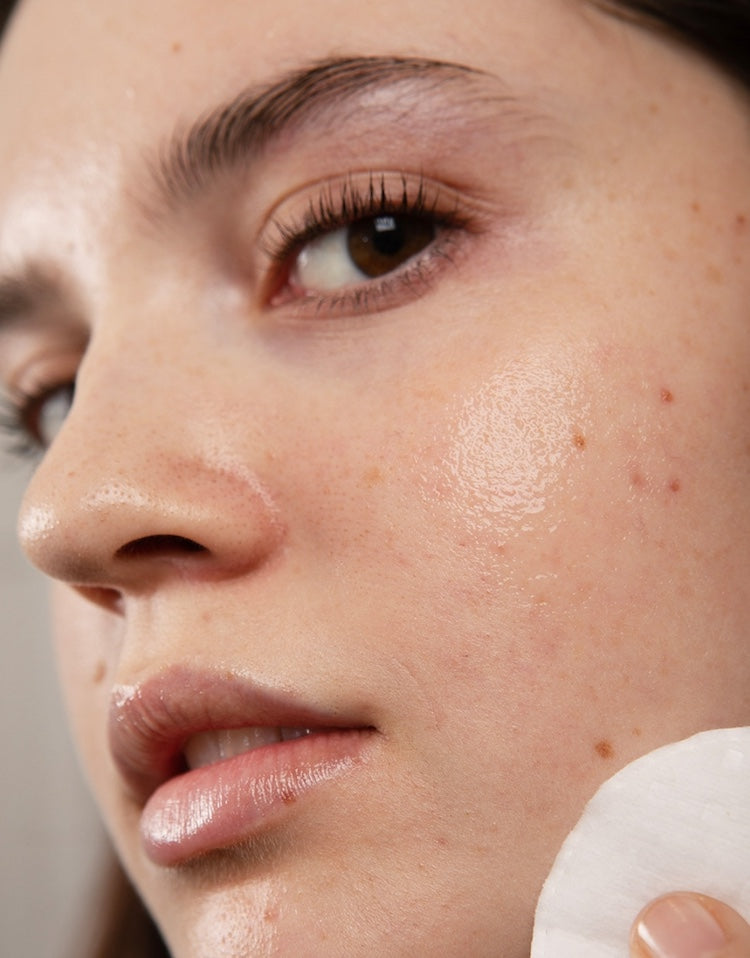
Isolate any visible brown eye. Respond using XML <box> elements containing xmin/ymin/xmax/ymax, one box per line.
<box><xmin>346</xmin><ymin>215</ymin><xmax>436</xmax><ymax>278</ymax></box>
<box><xmin>291</xmin><ymin>214</ymin><xmax>438</xmax><ymax>293</ymax></box>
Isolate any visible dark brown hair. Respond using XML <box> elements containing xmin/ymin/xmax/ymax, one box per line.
<box><xmin>601</xmin><ymin>0</ymin><xmax>750</xmax><ymax>87</ymax></box>
<box><xmin>0</xmin><ymin>1</ymin><xmax>747</xmax><ymax>956</ymax></box>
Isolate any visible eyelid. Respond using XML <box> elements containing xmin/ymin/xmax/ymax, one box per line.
<box><xmin>255</xmin><ymin>170</ymin><xmax>490</xmax><ymax>318</ymax></box>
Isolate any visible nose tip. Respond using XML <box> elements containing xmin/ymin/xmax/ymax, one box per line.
<box><xmin>18</xmin><ymin>457</ymin><xmax>285</xmax><ymax>599</ymax></box>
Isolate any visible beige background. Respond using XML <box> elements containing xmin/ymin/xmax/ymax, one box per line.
<box><xmin>0</xmin><ymin>460</ymin><xmax>105</xmax><ymax>957</ymax></box>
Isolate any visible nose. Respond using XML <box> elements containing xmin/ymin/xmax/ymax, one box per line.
<box><xmin>18</xmin><ymin>351</ymin><xmax>285</xmax><ymax>606</ymax></box>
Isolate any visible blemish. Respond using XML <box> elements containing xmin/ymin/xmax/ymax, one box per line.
<box><xmin>362</xmin><ymin>466</ymin><xmax>384</xmax><ymax>487</ymax></box>
<box><xmin>705</xmin><ymin>264</ymin><xmax>724</xmax><ymax>285</ymax></box>
<box><xmin>171</xmin><ymin>41</ymin><xmax>183</xmax><ymax>53</ymax></box>
<box><xmin>92</xmin><ymin>660</ymin><xmax>106</xmax><ymax>684</ymax></box>
<box><xmin>630</xmin><ymin>470</ymin><xmax>645</xmax><ymax>489</ymax></box>
<box><xmin>632</xmin><ymin>727</ymin><xmax>642</xmax><ymax>737</ymax></box>
<box><xmin>736</xmin><ymin>213</ymin><xmax>747</xmax><ymax>231</ymax></box>
<box><xmin>690</xmin><ymin>200</ymin><xmax>701</xmax><ymax>214</ymax></box>
<box><xmin>668</xmin><ymin>478</ymin><xmax>681</xmax><ymax>493</ymax></box>
<box><xmin>572</xmin><ymin>431</ymin><xmax>586</xmax><ymax>450</ymax></box>
<box><xmin>595</xmin><ymin>740</ymin><xmax>614</xmax><ymax>760</ymax></box>
<box><xmin>660</xmin><ymin>388</ymin><xmax>674</xmax><ymax>404</ymax></box>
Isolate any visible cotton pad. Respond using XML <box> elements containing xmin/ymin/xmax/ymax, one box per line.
<box><xmin>531</xmin><ymin>727</ymin><xmax>750</xmax><ymax>958</ymax></box>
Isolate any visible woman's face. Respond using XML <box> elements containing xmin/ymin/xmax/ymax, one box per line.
<box><xmin>2</xmin><ymin>0</ymin><xmax>750</xmax><ymax>954</ymax></box>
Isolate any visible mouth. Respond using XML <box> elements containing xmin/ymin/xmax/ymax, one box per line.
<box><xmin>183</xmin><ymin>725</ymin><xmax>321</xmax><ymax>769</ymax></box>
<box><xmin>109</xmin><ymin>667</ymin><xmax>375</xmax><ymax>866</ymax></box>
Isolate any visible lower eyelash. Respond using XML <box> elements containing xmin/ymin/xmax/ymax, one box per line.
<box><xmin>296</xmin><ymin>232</ymin><xmax>462</xmax><ymax>317</ymax></box>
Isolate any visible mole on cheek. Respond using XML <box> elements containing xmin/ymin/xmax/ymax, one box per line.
<box><xmin>595</xmin><ymin>740</ymin><xmax>614</xmax><ymax>760</ymax></box>
<box><xmin>572</xmin><ymin>432</ymin><xmax>586</xmax><ymax>450</ymax></box>
<box><xmin>660</xmin><ymin>388</ymin><xmax>674</xmax><ymax>404</ymax></box>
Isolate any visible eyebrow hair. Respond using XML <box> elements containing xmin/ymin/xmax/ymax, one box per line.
<box><xmin>149</xmin><ymin>56</ymin><xmax>488</xmax><ymax>211</ymax></box>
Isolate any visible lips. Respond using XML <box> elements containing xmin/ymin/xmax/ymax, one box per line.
<box><xmin>108</xmin><ymin>666</ymin><xmax>375</xmax><ymax>866</ymax></box>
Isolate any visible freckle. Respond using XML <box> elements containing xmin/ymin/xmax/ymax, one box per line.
<box><xmin>669</xmin><ymin>478</ymin><xmax>681</xmax><ymax>493</ymax></box>
<box><xmin>632</xmin><ymin>727</ymin><xmax>642</xmax><ymax>737</ymax></box>
<box><xmin>706</xmin><ymin>263</ymin><xmax>724</xmax><ymax>284</ymax></box>
<box><xmin>92</xmin><ymin>660</ymin><xmax>106</xmax><ymax>684</ymax></box>
<box><xmin>595</xmin><ymin>740</ymin><xmax>614</xmax><ymax>760</ymax></box>
<box><xmin>648</xmin><ymin>101</ymin><xmax>659</xmax><ymax>115</ymax></box>
<box><xmin>572</xmin><ymin>431</ymin><xmax>586</xmax><ymax>450</ymax></box>
<box><xmin>736</xmin><ymin>213</ymin><xmax>747</xmax><ymax>231</ymax></box>
<box><xmin>630</xmin><ymin>470</ymin><xmax>645</xmax><ymax>488</ymax></box>
<box><xmin>171</xmin><ymin>41</ymin><xmax>182</xmax><ymax>53</ymax></box>
<box><xmin>660</xmin><ymin>388</ymin><xmax>674</xmax><ymax>404</ymax></box>
<box><xmin>363</xmin><ymin>466</ymin><xmax>383</xmax><ymax>487</ymax></box>
<box><xmin>690</xmin><ymin>200</ymin><xmax>701</xmax><ymax>214</ymax></box>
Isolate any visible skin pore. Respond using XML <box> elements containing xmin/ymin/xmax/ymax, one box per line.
<box><xmin>0</xmin><ymin>0</ymin><xmax>749</xmax><ymax>956</ymax></box>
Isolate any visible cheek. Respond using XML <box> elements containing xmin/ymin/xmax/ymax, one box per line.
<box><xmin>407</xmin><ymin>330</ymin><xmax>750</xmax><ymax>744</ymax></box>
<box><xmin>418</xmin><ymin>344</ymin><xmax>592</xmax><ymax>542</ymax></box>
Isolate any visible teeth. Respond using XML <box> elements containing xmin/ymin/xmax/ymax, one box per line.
<box><xmin>281</xmin><ymin>727</ymin><xmax>313</xmax><ymax>741</ymax></box>
<box><xmin>184</xmin><ymin>727</ymin><xmax>314</xmax><ymax>770</ymax></box>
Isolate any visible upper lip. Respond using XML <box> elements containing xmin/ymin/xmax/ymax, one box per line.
<box><xmin>108</xmin><ymin>665</ymin><xmax>369</xmax><ymax>802</ymax></box>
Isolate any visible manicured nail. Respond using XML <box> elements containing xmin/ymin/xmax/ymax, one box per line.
<box><xmin>636</xmin><ymin>896</ymin><xmax>728</xmax><ymax>958</ymax></box>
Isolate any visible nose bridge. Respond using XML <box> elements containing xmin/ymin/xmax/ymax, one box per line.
<box><xmin>17</xmin><ymin>328</ymin><xmax>285</xmax><ymax>593</ymax></box>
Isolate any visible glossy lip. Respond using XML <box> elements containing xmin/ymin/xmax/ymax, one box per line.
<box><xmin>109</xmin><ymin>665</ymin><xmax>376</xmax><ymax>865</ymax></box>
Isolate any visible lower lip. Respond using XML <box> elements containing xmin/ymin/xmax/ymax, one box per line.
<box><xmin>140</xmin><ymin>729</ymin><xmax>372</xmax><ymax>866</ymax></box>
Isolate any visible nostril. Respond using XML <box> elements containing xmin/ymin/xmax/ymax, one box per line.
<box><xmin>115</xmin><ymin>535</ymin><xmax>208</xmax><ymax>559</ymax></box>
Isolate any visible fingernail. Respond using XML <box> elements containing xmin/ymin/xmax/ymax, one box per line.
<box><xmin>636</xmin><ymin>896</ymin><xmax>728</xmax><ymax>958</ymax></box>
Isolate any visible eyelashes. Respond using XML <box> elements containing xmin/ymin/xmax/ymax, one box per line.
<box><xmin>0</xmin><ymin>380</ymin><xmax>75</xmax><ymax>460</ymax></box>
<box><xmin>0</xmin><ymin>171</ymin><xmax>483</xmax><ymax>459</ymax></box>
<box><xmin>258</xmin><ymin>171</ymin><xmax>480</xmax><ymax>316</ymax></box>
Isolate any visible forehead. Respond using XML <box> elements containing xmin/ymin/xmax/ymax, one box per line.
<box><xmin>0</xmin><ymin>0</ymin><xmax>611</xmax><ymax>149</ymax></box>
<box><xmin>0</xmin><ymin>0</ymin><xmax>745</xmax><ymax>272</ymax></box>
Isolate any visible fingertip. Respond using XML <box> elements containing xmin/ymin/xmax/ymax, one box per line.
<box><xmin>631</xmin><ymin>893</ymin><xmax>750</xmax><ymax>958</ymax></box>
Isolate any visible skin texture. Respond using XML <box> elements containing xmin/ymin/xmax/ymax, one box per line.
<box><xmin>0</xmin><ymin>0</ymin><xmax>749</xmax><ymax>955</ymax></box>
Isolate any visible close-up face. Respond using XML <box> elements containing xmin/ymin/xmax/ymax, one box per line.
<box><xmin>1</xmin><ymin>0</ymin><xmax>749</xmax><ymax>955</ymax></box>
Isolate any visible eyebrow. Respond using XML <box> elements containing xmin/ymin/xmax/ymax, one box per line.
<box><xmin>148</xmin><ymin>55</ymin><xmax>491</xmax><ymax>212</ymax></box>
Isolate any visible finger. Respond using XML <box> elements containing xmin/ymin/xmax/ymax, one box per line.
<box><xmin>631</xmin><ymin>892</ymin><xmax>750</xmax><ymax>958</ymax></box>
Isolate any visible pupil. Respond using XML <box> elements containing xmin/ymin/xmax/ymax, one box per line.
<box><xmin>347</xmin><ymin>214</ymin><xmax>435</xmax><ymax>279</ymax></box>
<box><xmin>372</xmin><ymin>216</ymin><xmax>402</xmax><ymax>256</ymax></box>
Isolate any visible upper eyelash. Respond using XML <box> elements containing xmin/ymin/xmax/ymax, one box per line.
<box><xmin>0</xmin><ymin>380</ymin><xmax>73</xmax><ymax>461</ymax></box>
<box><xmin>262</xmin><ymin>171</ymin><xmax>469</xmax><ymax>268</ymax></box>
